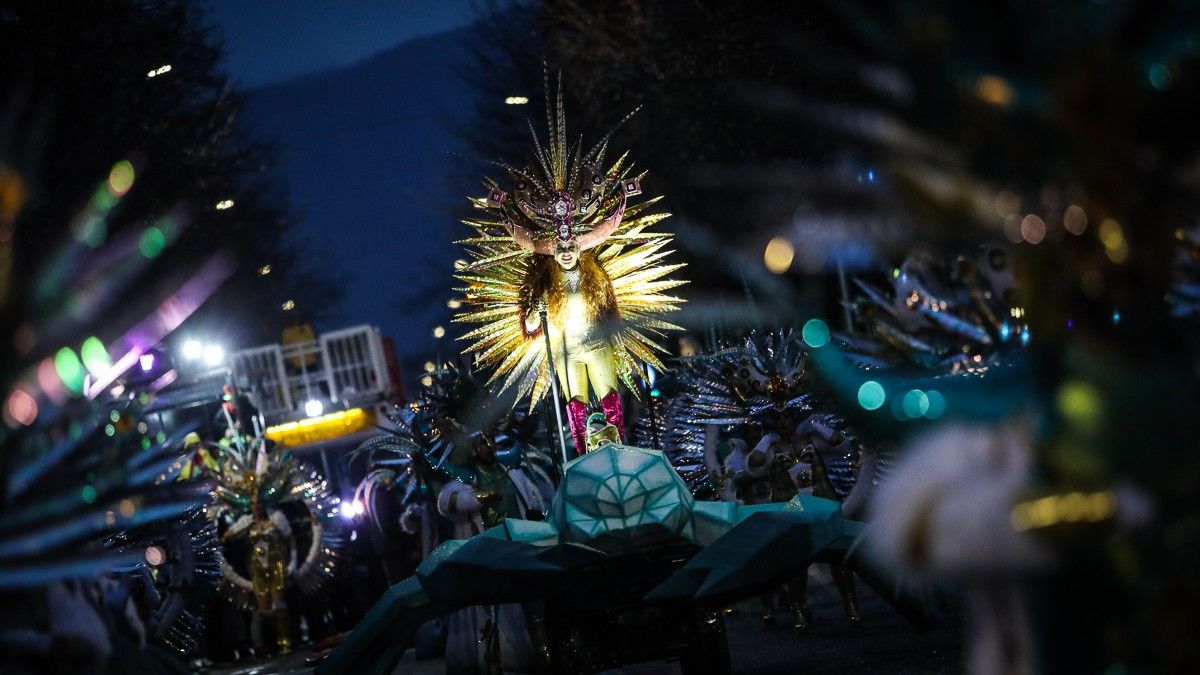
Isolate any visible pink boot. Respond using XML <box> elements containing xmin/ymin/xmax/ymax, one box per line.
<box><xmin>600</xmin><ymin>391</ymin><xmax>626</xmax><ymax>443</ymax></box>
<box><xmin>566</xmin><ymin>398</ymin><xmax>589</xmax><ymax>456</ymax></box>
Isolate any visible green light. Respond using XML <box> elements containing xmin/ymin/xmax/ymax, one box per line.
<box><xmin>54</xmin><ymin>347</ymin><xmax>86</xmax><ymax>395</ymax></box>
<box><xmin>109</xmin><ymin>410</ymin><xmax>120</xmax><ymax>422</ymax></box>
<box><xmin>650</xmin><ymin>387</ymin><xmax>661</xmax><ymax>398</ymax></box>
<box><xmin>156</xmin><ymin>431</ymin><xmax>167</xmax><ymax>443</ymax></box>
<box><xmin>138</xmin><ymin>226</ymin><xmax>166</xmax><ymax>258</ymax></box>
<box><xmin>925</xmin><ymin>390</ymin><xmax>946</xmax><ymax>419</ymax></box>
<box><xmin>1057</xmin><ymin>381</ymin><xmax>1103</xmax><ymax>432</ymax></box>
<box><xmin>81</xmin><ymin>485</ymin><xmax>97</xmax><ymax>504</ymax></box>
<box><xmin>801</xmin><ymin>318</ymin><xmax>830</xmax><ymax>348</ymax></box>
<box><xmin>81</xmin><ymin>336</ymin><xmax>111</xmax><ymax>376</ymax></box>
<box><xmin>141</xmin><ymin>437</ymin><xmax>152</xmax><ymax>449</ymax></box>
<box><xmin>91</xmin><ymin>186</ymin><xmax>115</xmax><ymax>212</ymax></box>
<box><xmin>892</xmin><ymin>268</ymin><xmax>900</xmax><ymax>279</ymax></box>
<box><xmin>857</xmin><ymin>380</ymin><xmax>886</xmax><ymax>410</ymax></box>
<box><xmin>105</xmin><ymin>424</ymin><xmax>115</xmax><ymax>436</ymax></box>
<box><xmin>902</xmin><ymin>389</ymin><xmax>930</xmax><ymax>418</ymax></box>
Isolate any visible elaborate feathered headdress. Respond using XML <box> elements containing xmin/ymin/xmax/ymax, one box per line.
<box><xmin>482</xmin><ymin>74</ymin><xmax>642</xmax><ymax>248</ymax></box>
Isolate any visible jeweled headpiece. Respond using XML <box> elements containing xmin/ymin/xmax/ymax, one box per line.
<box><xmin>483</xmin><ymin>76</ymin><xmax>641</xmax><ymax>246</ymax></box>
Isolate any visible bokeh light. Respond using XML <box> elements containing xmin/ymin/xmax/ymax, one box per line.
<box><xmin>1057</xmin><ymin>381</ymin><xmax>1103</xmax><ymax>432</ymax></box>
<box><xmin>1148</xmin><ymin>63</ymin><xmax>1173</xmax><ymax>91</ymax></box>
<box><xmin>138</xmin><ymin>226</ymin><xmax>166</xmax><ymax>258</ymax></box>
<box><xmin>37</xmin><ymin>358</ymin><xmax>65</xmax><ymax>402</ymax></box>
<box><xmin>976</xmin><ymin>75</ymin><xmax>1014</xmax><ymax>106</ymax></box>
<box><xmin>925</xmin><ymin>390</ymin><xmax>946</xmax><ymax>419</ymax></box>
<box><xmin>801</xmin><ymin>318</ymin><xmax>830</xmax><ymax>348</ymax></box>
<box><xmin>107</xmin><ymin>160</ymin><xmax>135</xmax><ymax>196</ymax></box>
<box><xmin>202</xmin><ymin>344</ymin><xmax>224</xmax><ymax>366</ymax></box>
<box><xmin>54</xmin><ymin>347</ymin><xmax>86</xmax><ymax>395</ymax></box>
<box><xmin>433</xmin><ymin>326</ymin><xmax>446</xmax><ymax>339</ymax></box>
<box><xmin>1099</xmin><ymin>218</ymin><xmax>1129</xmax><ymax>264</ymax></box>
<box><xmin>857</xmin><ymin>380</ymin><xmax>886</xmax><ymax>410</ymax></box>
<box><xmin>181</xmin><ymin>340</ymin><xmax>203</xmax><ymax>360</ymax></box>
<box><xmin>993</xmin><ymin>190</ymin><xmax>1020</xmax><ymax>218</ymax></box>
<box><xmin>77</xmin><ymin>216</ymin><xmax>107</xmax><ymax>248</ymax></box>
<box><xmin>4</xmin><ymin>389</ymin><xmax>38</xmax><ymax>426</ymax></box>
<box><xmin>1063</xmin><ymin>204</ymin><xmax>1088</xmax><ymax>235</ymax></box>
<box><xmin>1020</xmin><ymin>214</ymin><xmax>1046</xmax><ymax>244</ymax></box>
<box><xmin>902</xmin><ymin>389</ymin><xmax>931</xmax><ymax>418</ymax></box>
<box><xmin>144</xmin><ymin>545</ymin><xmax>167</xmax><ymax>566</ymax></box>
<box><xmin>763</xmin><ymin>237</ymin><xmax>794</xmax><ymax>274</ymax></box>
<box><xmin>81</xmin><ymin>336</ymin><xmax>111</xmax><ymax>376</ymax></box>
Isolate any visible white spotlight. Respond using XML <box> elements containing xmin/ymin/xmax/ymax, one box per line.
<box><xmin>202</xmin><ymin>344</ymin><xmax>224</xmax><ymax>366</ymax></box>
<box><xmin>304</xmin><ymin>399</ymin><xmax>323</xmax><ymax>418</ymax></box>
<box><xmin>181</xmin><ymin>340</ymin><xmax>203</xmax><ymax>360</ymax></box>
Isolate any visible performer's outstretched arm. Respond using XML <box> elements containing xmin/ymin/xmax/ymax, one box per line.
<box><xmin>576</xmin><ymin>191</ymin><xmax>626</xmax><ymax>251</ymax></box>
<box><xmin>503</xmin><ymin>215</ymin><xmax>555</xmax><ymax>255</ymax></box>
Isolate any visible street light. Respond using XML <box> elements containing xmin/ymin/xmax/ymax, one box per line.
<box><xmin>304</xmin><ymin>399</ymin><xmax>323</xmax><ymax>418</ymax></box>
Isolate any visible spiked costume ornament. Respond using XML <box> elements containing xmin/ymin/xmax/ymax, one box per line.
<box><xmin>455</xmin><ymin>83</ymin><xmax>687</xmax><ymax>455</ymax></box>
<box><xmin>837</xmin><ymin>246</ymin><xmax>1026</xmax><ymax>374</ymax></box>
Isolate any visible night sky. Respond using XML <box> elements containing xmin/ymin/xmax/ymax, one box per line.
<box><xmin>202</xmin><ymin>0</ymin><xmax>476</xmax><ymax>87</ymax></box>
<box><xmin>200</xmin><ymin>1</ymin><xmax>488</xmax><ymax>364</ymax></box>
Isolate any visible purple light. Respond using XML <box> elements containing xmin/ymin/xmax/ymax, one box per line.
<box><xmin>139</xmin><ymin>353</ymin><xmax>155</xmax><ymax>372</ymax></box>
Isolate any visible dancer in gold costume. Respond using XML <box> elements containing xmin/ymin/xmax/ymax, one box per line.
<box><xmin>223</xmin><ymin>490</ymin><xmax>296</xmax><ymax>654</ymax></box>
<box><xmin>455</xmin><ymin>80</ymin><xmax>686</xmax><ymax>454</ymax></box>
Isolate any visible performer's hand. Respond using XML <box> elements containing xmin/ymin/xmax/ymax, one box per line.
<box><xmin>523</xmin><ymin>310</ymin><xmax>542</xmax><ymax>335</ymax></box>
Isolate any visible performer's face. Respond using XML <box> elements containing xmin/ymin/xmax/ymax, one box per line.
<box><xmin>554</xmin><ymin>240</ymin><xmax>580</xmax><ymax>270</ymax></box>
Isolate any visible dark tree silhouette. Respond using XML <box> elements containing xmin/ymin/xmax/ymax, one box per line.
<box><xmin>0</xmin><ymin>0</ymin><xmax>340</xmax><ymax>385</ymax></box>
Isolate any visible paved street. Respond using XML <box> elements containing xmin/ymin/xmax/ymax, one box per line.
<box><xmin>210</xmin><ymin>572</ymin><xmax>962</xmax><ymax>674</ymax></box>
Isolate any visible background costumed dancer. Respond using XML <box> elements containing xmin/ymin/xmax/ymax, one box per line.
<box><xmin>351</xmin><ymin>361</ymin><xmax>554</xmax><ymax>672</ymax></box>
<box><xmin>209</xmin><ymin>434</ymin><xmax>344</xmax><ymax>655</ymax></box>
<box><xmin>643</xmin><ymin>327</ymin><xmax>878</xmax><ymax>630</ymax></box>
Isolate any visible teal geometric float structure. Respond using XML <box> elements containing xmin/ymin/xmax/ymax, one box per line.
<box><xmin>318</xmin><ymin>444</ymin><xmax>941</xmax><ymax>675</ymax></box>
<box><xmin>553</xmin><ymin>444</ymin><xmax>696</xmax><ymax>551</ymax></box>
